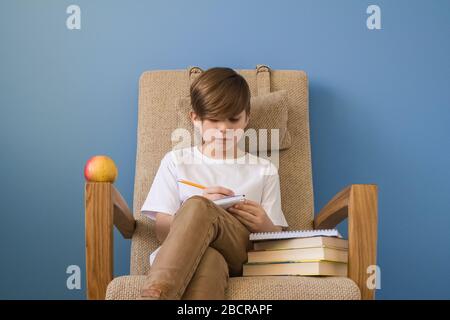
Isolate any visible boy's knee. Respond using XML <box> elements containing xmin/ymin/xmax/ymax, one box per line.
<box><xmin>183</xmin><ymin>195</ymin><xmax>213</xmax><ymax>209</ymax></box>
<box><xmin>178</xmin><ymin>196</ymin><xmax>218</xmax><ymax>218</ymax></box>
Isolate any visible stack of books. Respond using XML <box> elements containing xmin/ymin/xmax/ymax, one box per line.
<box><xmin>243</xmin><ymin>229</ymin><xmax>348</xmax><ymax>277</ymax></box>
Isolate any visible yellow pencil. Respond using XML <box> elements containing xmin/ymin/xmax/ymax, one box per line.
<box><xmin>177</xmin><ymin>179</ymin><xmax>207</xmax><ymax>190</ymax></box>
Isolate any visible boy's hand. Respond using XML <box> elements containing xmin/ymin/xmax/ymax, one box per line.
<box><xmin>227</xmin><ymin>199</ymin><xmax>278</xmax><ymax>233</ymax></box>
<box><xmin>202</xmin><ymin>186</ymin><xmax>235</xmax><ymax>201</ymax></box>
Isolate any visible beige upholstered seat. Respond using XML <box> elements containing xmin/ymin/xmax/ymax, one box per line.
<box><xmin>106</xmin><ymin>275</ymin><xmax>360</xmax><ymax>300</ymax></box>
<box><xmin>104</xmin><ymin>65</ymin><xmax>361</xmax><ymax>300</ymax></box>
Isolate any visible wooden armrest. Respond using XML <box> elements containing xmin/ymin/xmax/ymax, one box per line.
<box><xmin>112</xmin><ymin>185</ymin><xmax>136</xmax><ymax>239</ymax></box>
<box><xmin>314</xmin><ymin>184</ymin><xmax>378</xmax><ymax>300</ymax></box>
<box><xmin>85</xmin><ymin>182</ymin><xmax>136</xmax><ymax>300</ymax></box>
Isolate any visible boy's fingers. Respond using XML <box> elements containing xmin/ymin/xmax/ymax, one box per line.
<box><xmin>229</xmin><ymin>207</ymin><xmax>256</xmax><ymax>222</ymax></box>
<box><xmin>206</xmin><ymin>186</ymin><xmax>234</xmax><ymax>196</ymax></box>
<box><xmin>208</xmin><ymin>194</ymin><xmax>226</xmax><ymax>201</ymax></box>
<box><xmin>201</xmin><ymin>192</ymin><xmax>227</xmax><ymax>201</ymax></box>
<box><xmin>233</xmin><ymin>203</ymin><xmax>257</xmax><ymax>215</ymax></box>
<box><xmin>242</xmin><ymin>199</ymin><xmax>259</xmax><ymax>206</ymax></box>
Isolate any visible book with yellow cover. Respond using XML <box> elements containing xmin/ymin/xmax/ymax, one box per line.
<box><xmin>243</xmin><ymin>261</ymin><xmax>347</xmax><ymax>277</ymax></box>
<box><xmin>253</xmin><ymin>236</ymin><xmax>348</xmax><ymax>251</ymax></box>
<box><xmin>247</xmin><ymin>247</ymin><xmax>348</xmax><ymax>264</ymax></box>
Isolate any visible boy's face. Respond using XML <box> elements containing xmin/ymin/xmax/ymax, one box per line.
<box><xmin>190</xmin><ymin>109</ymin><xmax>250</xmax><ymax>151</ymax></box>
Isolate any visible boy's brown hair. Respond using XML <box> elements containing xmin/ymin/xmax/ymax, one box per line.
<box><xmin>190</xmin><ymin>67</ymin><xmax>251</xmax><ymax>121</ymax></box>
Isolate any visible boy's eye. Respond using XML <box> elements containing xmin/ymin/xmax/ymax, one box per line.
<box><xmin>207</xmin><ymin>118</ymin><xmax>240</xmax><ymax>123</ymax></box>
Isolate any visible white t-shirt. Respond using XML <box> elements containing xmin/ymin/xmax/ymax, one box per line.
<box><xmin>141</xmin><ymin>145</ymin><xmax>289</xmax><ymax>265</ymax></box>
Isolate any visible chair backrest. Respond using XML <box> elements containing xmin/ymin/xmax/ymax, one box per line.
<box><xmin>130</xmin><ymin>65</ymin><xmax>314</xmax><ymax>275</ymax></box>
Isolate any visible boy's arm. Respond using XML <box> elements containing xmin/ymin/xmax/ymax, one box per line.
<box><xmin>155</xmin><ymin>212</ymin><xmax>174</xmax><ymax>243</ymax></box>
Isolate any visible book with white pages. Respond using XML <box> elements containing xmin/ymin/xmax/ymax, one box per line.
<box><xmin>249</xmin><ymin>229</ymin><xmax>342</xmax><ymax>241</ymax></box>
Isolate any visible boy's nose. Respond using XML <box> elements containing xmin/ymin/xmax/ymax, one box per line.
<box><xmin>217</xmin><ymin>123</ymin><xmax>230</xmax><ymax>133</ymax></box>
<box><xmin>218</xmin><ymin>127</ymin><xmax>233</xmax><ymax>137</ymax></box>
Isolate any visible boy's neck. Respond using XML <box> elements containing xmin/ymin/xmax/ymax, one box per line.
<box><xmin>198</xmin><ymin>141</ymin><xmax>246</xmax><ymax>160</ymax></box>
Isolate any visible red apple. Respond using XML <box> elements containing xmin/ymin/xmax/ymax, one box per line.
<box><xmin>84</xmin><ymin>155</ymin><xmax>118</xmax><ymax>182</ymax></box>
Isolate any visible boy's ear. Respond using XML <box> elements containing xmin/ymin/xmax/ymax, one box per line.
<box><xmin>189</xmin><ymin>111</ymin><xmax>196</xmax><ymax>122</ymax></box>
<box><xmin>190</xmin><ymin>111</ymin><xmax>201</xmax><ymax>128</ymax></box>
<box><xmin>245</xmin><ymin>113</ymin><xmax>250</xmax><ymax>128</ymax></box>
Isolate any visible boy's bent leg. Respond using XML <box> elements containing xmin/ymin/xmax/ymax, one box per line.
<box><xmin>140</xmin><ymin>195</ymin><xmax>251</xmax><ymax>299</ymax></box>
<box><xmin>181</xmin><ymin>247</ymin><xmax>229</xmax><ymax>300</ymax></box>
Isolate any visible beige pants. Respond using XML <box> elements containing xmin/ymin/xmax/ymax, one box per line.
<box><xmin>141</xmin><ymin>195</ymin><xmax>253</xmax><ymax>300</ymax></box>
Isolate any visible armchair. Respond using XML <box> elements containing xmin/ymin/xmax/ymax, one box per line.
<box><xmin>84</xmin><ymin>66</ymin><xmax>378</xmax><ymax>300</ymax></box>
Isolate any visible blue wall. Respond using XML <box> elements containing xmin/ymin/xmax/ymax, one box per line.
<box><xmin>0</xmin><ymin>0</ymin><xmax>449</xmax><ymax>299</ymax></box>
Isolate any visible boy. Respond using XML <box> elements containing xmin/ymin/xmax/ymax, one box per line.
<box><xmin>140</xmin><ymin>67</ymin><xmax>289</xmax><ymax>299</ymax></box>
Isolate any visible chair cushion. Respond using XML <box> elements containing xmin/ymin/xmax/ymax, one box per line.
<box><xmin>106</xmin><ymin>275</ymin><xmax>360</xmax><ymax>300</ymax></box>
<box><xmin>175</xmin><ymin>90</ymin><xmax>292</xmax><ymax>152</ymax></box>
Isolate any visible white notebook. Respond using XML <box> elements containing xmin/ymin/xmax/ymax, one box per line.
<box><xmin>213</xmin><ymin>194</ymin><xmax>245</xmax><ymax>209</ymax></box>
<box><xmin>249</xmin><ymin>229</ymin><xmax>342</xmax><ymax>241</ymax></box>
